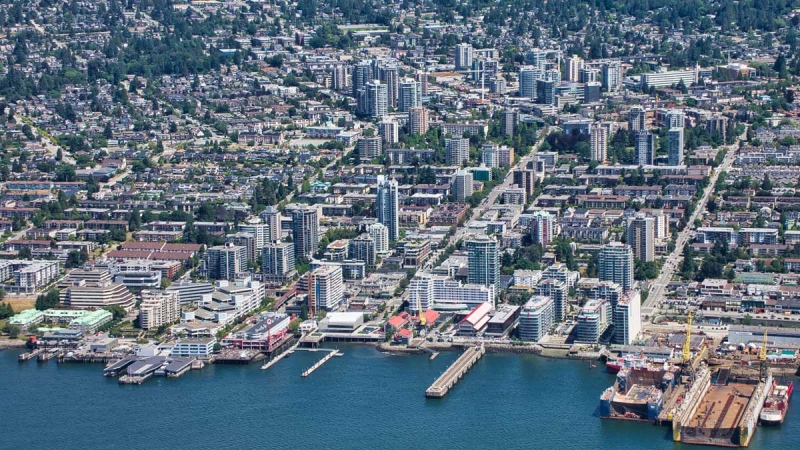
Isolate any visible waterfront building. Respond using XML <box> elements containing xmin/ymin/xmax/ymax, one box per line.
<box><xmin>69</xmin><ymin>309</ymin><xmax>113</xmax><ymax>334</ymax></box>
<box><xmin>139</xmin><ymin>290</ymin><xmax>181</xmax><ymax>330</ymax></box>
<box><xmin>613</xmin><ymin>291</ymin><xmax>642</xmax><ymax>345</ymax></box>
<box><xmin>518</xmin><ymin>295</ymin><xmax>555</xmax><ymax>342</ymax></box>
<box><xmin>575</xmin><ymin>299</ymin><xmax>610</xmax><ymax>343</ymax></box>
<box><xmin>408</xmin><ymin>271</ymin><xmax>495</xmax><ymax>311</ymax></box>
<box><xmin>171</xmin><ymin>337</ymin><xmax>216</xmax><ymax>358</ymax></box>
<box><xmin>535</xmin><ymin>278</ymin><xmax>568</xmax><ymax>322</ymax></box>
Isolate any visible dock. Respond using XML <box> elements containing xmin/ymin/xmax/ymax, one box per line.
<box><xmin>301</xmin><ymin>349</ymin><xmax>340</xmax><ymax>378</ymax></box>
<box><xmin>261</xmin><ymin>341</ymin><xmax>299</xmax><ymax>370</ymax></box>
<box><xmin>104</xmin><ymin>357</ymin><xmax>137</xmax><ymax>377</ymax></box>
<box><xmin>18</xmin><ymin>348</ymin><xmax>44</xmax><ymax>362</ymax></box>
<box><xmin>425</xmin><ymin>343</ymin><xmax>485</xmax><ymax>398</ymax></box>
<box><xmin>164</xmin><ymin>358</ymin><xmax>194</xmax><ymax>378</ymax></box>
<box><xmin>119</xmin><ymin>356</ymin><xmax>167</xmax><ymax>385</ymax></box>
<box><xmin>37</xmin><ymin>348</ymin><xmax>62</xmax><ymax>362</ymax></box>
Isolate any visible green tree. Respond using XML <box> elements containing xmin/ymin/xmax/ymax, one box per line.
<box><xmin>2</xmin><ymin>323</ymin><xmax>21</xmax><ymax>338</ymax></box>
<box><xmin>35</xmin><ymin>289</ymin><xmax>61</xmax><ymax>310</ymax></box>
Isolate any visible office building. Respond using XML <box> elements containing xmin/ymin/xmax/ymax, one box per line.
<box><xmin>536</xmin><ymin>79</ymin><xmax>555</xmax><ymax>105</ymax></box>
<box><xmin>627</xmin><ymin>214</ymin><xmax>655</xmax><ymax>262</ymax></box>
<box><xmin>452</xmin><ymin>170</ymin><xmax>474</xmax><ymax>201</ymax></box>
<box><xmin>259</xmin><ymin>206</ymin><xmax>282</xmax><ymax>243</ymax></box>
<box><xmin>455</xmin><ymin>43</ymin><xmax>473</xmax><ymax>70</ymax></box>
<box><xmin>139</xmin><ymin>290</ymin><xmax>181</xmax><ymax>330</ymax></box>
<box><xmin>519</xmin><ymin>66</ymin><xmax>541</xmax><ymax>100</ymax></box>
<box><xmin>398</xmin><ymin>78</ymin><xmax>421</xmax><ymax>112</ymax></box>
<box><xmin>377</xmin><ymin>120</ymin><xmax>399</xmax><ymax>144</ymax></box>
<box><xmin>446</xmin><ymin>138</ymin><xmax>470</xmax><ymax>166</ymax></box>
<box><xmin>634</xmin><ymin>130</ymin><xmax>655</xmax><ymax>166</ymax></box>
<box><xmin>408</xmin><ymin>107</ymin><xmax>429</xmax><ymax>135</ymax></box>
<box><xmin>357</xmin><ymin>136</ymin><xmax>382</xmax><ymax>161</ymax></box>
<box><xmin>566</xmin><ymin>55</ymin><xmax>583</xmax><ymax>82</ymax></box>
<box><xmin>376</xmin><ymin>175</ymin><xmax>399</xmax><ymax>241</ymax></box>
<box><xmin>205</xmin><ymin>243</ymin><xmax>247</xmax><ymax>280</ymax></box>
<box><xmin>599</xmin><ymin>242</ymin><xmax>634</xmax><ymax>291</ymax></box>
<box><xmin>166</xmin><ymin>280</ymin><xmax>214</xmax><ymax>305</ymax></box>
<box><xmin>602</xmin><ymin>61</ymin><xmax>621</xmax><ymax>92</ymax></box>
<box><xmin>613</xmin><ymin>291</ymin><xmax>641</xmax><ymax>345</ymax></box>
<box><xmin>289</xmin><ymin>205</ymin><xmax>319</xmax><ymax>259</ymax></box>
<box><xmin>368</xmin><ymin>223</ymin><xmax>390</xmax><ymax>254</ymax></box>
<box><xmin>531</xmin><ymin>210</ymin><xmax>555</xmax><ymax>247</ymax></box>
<box><xmin>262</xmin><ymin>241</ymin><xmax>296</xmax><ymax>284</ymax></box>
<box><xmin>308</xmin><ymin>264</ymin><xmax>344</xmax><ymax>311</ymax></box>
<box><xmin>60</xmin><ymin>269</ymin><xmax>136</xmax><ymax>310</ymax></box>
<box><xmin>628</xmin><ymin>107</ymin><xmax>646</xmax><ymax>132</ymax></box>
<box><xmin>518</xmin><ymin>296</ymin><xmax>555</xmax><ymax>342</ymax></box>
<box><xmin>667</xmin><ymin>127</ymin><xmax>684</xmax><ymax>166</ymax></box>
<box><xmin>590</xmin><ymin>122</ymin><xmax>608</xmax><ymax>163</ymax></box>
<box><xmin>466</xmin><ymin>234</ymin><xmax>500</xmax><ymax>288</ymax></box>
<box><xmin>640</xmin><ymin>68</ymin><xmax>698</xmax><ymax>90</ymax></box>
<box><xmin>348</xmin><ymin>233</ymin><xmax>376</xmax><ymax>270</ymax></box>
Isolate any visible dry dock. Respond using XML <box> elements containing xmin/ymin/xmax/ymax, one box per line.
<box><xmin>425</xmin><ymin>343</ymin><xmax>485</xmax><ymax>398</ymax></box>
<box><xmin>673</xmin><ymin>368</ymin><xmax>771</xmax><ymax>447</ymax></box>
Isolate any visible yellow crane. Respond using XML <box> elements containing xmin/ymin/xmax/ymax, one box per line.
<box><xmin>416</xmin><ymin>292</ymin><xmax>426</xmax><ymax>327</ymax></box>
<box><xmin>759</xmin><ymin>331</ymin><xmax>768</xmax><ymax>381</ymax></box>
<box><xmin>682</xmin><ymin>311</ymin><xmax>693</xmax><ymax>364</ymax></box>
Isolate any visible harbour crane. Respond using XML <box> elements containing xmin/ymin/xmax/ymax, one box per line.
<box><xmin>759</xmin><ymin>331</ymin><xmax>768</xmax><ymax>382</ymax></box>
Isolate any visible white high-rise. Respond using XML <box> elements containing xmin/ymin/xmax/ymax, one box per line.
<box><xmin>627</xmin><ymin>214</ymin><xmax>655</xmax><ymax>262</ymax></box>
<box><xmin>398</xmin><ymin>78</ymin><xmax>421</xmax><ymax>112</ymax></box>
<box><xmin>446</xmin><ymin>138</ymin><xmax>470</xmax><ymax>166</ymax></box>
<box><xmin>566</xmin><ymin>55</ymin><xmax>584</xmax><ymax>82</ymax></box>
<box><xmin>452</xmin><ymin>170</ymin><xmax>473</xmax><ymax>201</ymax></box>
<box><xmin>455</xmin><ymin>43</ymin><xmax>474</xmax><ymax>70</ymax></box>
<box><xmin>368</xmin><ymin>223</ymin><xmax>390</xmax><ymax>254</ymax></box>
<box><xmin>613</xmin><ymin>291</ymin><xmax>641</xmax><ymax>345</ymax></box>
<box><xmin>309</xmin><ymin>264</ymin><xmax>344</xmax><ymax>311</ymax></box>
<box><xmin>259</xmin><ymin>206</ymin><xmax>282</xmax><ymax>243</ymax></box>
<box><xmin>599</xmin><ymin>242</ymin><xmax>634</xmax><ymax>291</ymax></box>
<box><xmin>376</xmin><ymin>176</ymin><xmax>399</xmax><ymax>241</ymax></box>
<box><xmin>590</xmin><ymin>122</ymin><xmax>608</xmax><ymax>163</ymax></box>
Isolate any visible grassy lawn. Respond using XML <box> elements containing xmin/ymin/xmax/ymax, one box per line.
<box><xmin>6</xmin><ymin>297</ymin><xmax>36</xmax><ymax>313</ymax></box>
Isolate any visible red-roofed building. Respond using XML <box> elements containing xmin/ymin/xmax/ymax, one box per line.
<box><xmin>457</xmin><ymin>302</ymin><xmax>492</xmax><ymax>336</ymax></box>
<box><xmin>393</xmin><ymin>328</ymin><xmax>413</xmax><ymax>344</ymax></box>
<box><xmin>386</xmin><ymin>312</ymin><xmax>411</xmax><ymax>330</ymax></box>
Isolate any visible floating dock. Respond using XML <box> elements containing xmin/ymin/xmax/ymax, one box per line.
<box><xmin>301</xmin><ymin>349</ymin><xmax>340</xmax><ymax>378</ymax></box>
<box><xmin>19</xmin><ymin>348</ymin><xmax>44</xmax><ymax>361</ymax></box>
<box><xmin>672</xmin><ymin>368</ymin><xmax>771</xmax><ymax>447</ymax></box>
<box><xmin>425</xmin><ymin>343</ymin><xmax>485</xmax><ymax>398</ymax></box>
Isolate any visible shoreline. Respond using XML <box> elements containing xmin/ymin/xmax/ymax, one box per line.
<box><xmin>0</xmin><ymin>340</ymin><xmax>27</xmax><ymax>349</ymax></box>
<box><xmin>374</xmin><ymin>341</ymin><xmax>603</xmax><ymax>361</ymax></box>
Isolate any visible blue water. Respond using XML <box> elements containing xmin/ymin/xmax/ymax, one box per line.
<box><xmin>1</xmin><ymin>346</ymin><xmax>797</xmax><ymax>450</ymax></box>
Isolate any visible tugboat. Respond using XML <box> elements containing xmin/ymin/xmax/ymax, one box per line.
<box><xmin>760</xmin><ymin>379</ymin><xmax>794</xmax><ymax>425</ymax></box>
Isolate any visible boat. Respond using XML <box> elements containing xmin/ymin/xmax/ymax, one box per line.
<box><xmin>760</xmin><ymin>380</ymin><xmax>793</xmax><ymax>425</ymax></box>
<box><xmin>605</xmin><ymin>353</ymin><xmax>648</xmax><ymax>374</ymax></box>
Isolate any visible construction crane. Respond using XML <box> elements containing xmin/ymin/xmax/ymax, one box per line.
<box><xmin>415</xmin><ymin>292</ymin><xmax>426</xmax><ymax>327</ymax></box>
<box><xmin>759</xmin><ymin>331</ymin><xmax>768</xmax><ymax>382</ymax></box>
<box><xmin>682</xmin><ymin>311</ymin><xmax>693</xmax><ymax>364</ymax></box>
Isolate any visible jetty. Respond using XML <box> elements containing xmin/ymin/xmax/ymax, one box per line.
<box><xmin>301</xmin><ymin>349</ymin><xmax>340</xmax><ymax>378</ymax></box>
<box><xmin>19</xmin><ymin>348</ymin><xmax>44</xmax><ymax>362</ymax></box>
<box><xmin>425</xmin><ymin>343</ymin><xmax>485</xmax><ymax>398</ymax></box>
<box><xmin>37</xmin><ymin>348</ymin><xmax>62</xmax><ymax>362</ymax></box>
<box><xmin>261</xmin><ymin>341</ymin><xmax>299</xmax><ymax>370</ymax></box>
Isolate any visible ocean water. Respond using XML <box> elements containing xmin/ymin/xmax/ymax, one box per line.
<box><xmin>1</xmin><ymin>346</ymin><xmax>797</xmax><ymax>450</ymax></box>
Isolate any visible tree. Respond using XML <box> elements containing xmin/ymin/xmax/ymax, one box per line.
<box><xmin>35</xmin><ymin>289</ymin><xmax>60</xmax><ymax>310</ymax></box>
<box><xmin>0</xmin><ymin>302</ymin><xmax>14</xmax><ymax>319</ymax></box>
<box><xmin>18</xmin><ymin>246</ymin><xmax>32</xmax><ymax>259</ymax></box>
<box><xmin>2</xmin><ymin>323</ymin><xmax>21</xmax><ymax>338</ymax></box>
<box><xmin>104</xmin><ymin>305</ymin><xmax>127</xmax><ymax>321</ymax></box>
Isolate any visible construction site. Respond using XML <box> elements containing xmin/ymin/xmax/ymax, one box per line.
<box><xmin>601</xmin><ymin>313</ymin><xmax>779</xmax><ymax>447</ymax></box>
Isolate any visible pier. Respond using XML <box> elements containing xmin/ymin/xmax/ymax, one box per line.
<box><xmin>37</xmin><ymin>348</ymin><xmax>62</xmax><ymax>362</ymax></box>
<box><xmin>301</xmin><ymin>349</ymin><xmax>340</xmax><ymax>378</ymax></box>
<box><xmin>104</xmin><ymin>357</ymin><xmax>137</xmax><ymax>377</ymax></box>
<box><xmin>261</xmin><ymin>341</ymin><xmax>299</xmax><ymax>370</ymax></box>
<box><xmin>425</xmin><ymin>343</ymin><xmax>485</xmax><ymax>398</ymax></box>
<box><xmin>19</xmin><ymin>348</ymin><xmax>44</xmax><ymax>361</ymax></box>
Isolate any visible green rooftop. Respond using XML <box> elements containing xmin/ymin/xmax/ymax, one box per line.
<box><xmin>9</xmin><ymin>309</ymin><xmax>44</xmax><ymax>325</ymax></box>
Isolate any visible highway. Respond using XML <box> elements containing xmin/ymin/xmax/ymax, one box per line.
<box><xmin>642</xmin><ymin>130</ymin><xmax>746</xmax><ymax>319</ymax></box>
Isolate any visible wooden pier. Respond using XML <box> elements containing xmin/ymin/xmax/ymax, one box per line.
<box><xmin>301</xmin><ymin>349</ymin><xmax>340</xmax><ymax>378</ymax></box>
<box><xmin>425</xmin><ymin>343</ymin><xmax>485</xmax><ymax>398</ymax></box>
<box><xmin>19</xmin><ymin>348</ymin><xmax>44</xmax><ymax>361</ymax></box>
<box><xmin>38</xmin><ymin>348</ymin><xmax>62</xmax><ymax>362</ymax></box>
